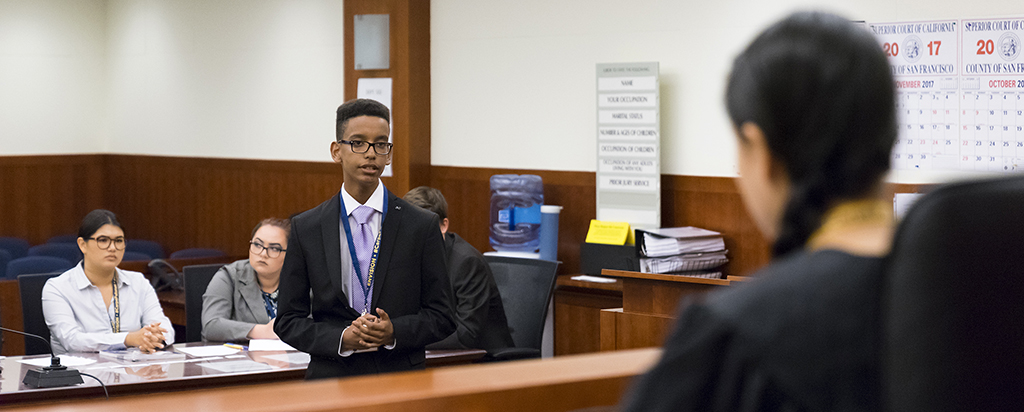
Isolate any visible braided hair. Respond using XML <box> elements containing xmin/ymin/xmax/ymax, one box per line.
<box><xmin>725</xmin><ymin>12</ymin><xmax>897</xmax><ymax>257</ymax></box>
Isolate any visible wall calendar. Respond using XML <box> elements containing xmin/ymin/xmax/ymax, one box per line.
<box><xmin>870</xmin><ymin>17</ymin><xmax>1024</xmax><ymax>173</ymax></box>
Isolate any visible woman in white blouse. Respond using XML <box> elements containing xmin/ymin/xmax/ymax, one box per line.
<box><xmin>42</xmin><ymin>209</ymin><xmax>174</xmax><ymax>355</ymax></box>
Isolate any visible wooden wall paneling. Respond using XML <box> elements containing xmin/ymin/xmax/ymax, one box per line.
<box><xmin>3</xmin><ymin>154</ymin><xmax>937</xmax><ymax>281</ymax></box>
<box><xmin>103</xmin><ymin>155</ymin><xmax>346</xmax><ymax>259</ymax></box>
<box><xmin>661</xmin><ymin>175</ymin><xmax>770</xmax><ymax>276</ymax></box>
<box><xmin>0</xmin><ymin>155</ymin><xmax>104</xmax><ymax>244</ymax></box>
<box><xmin>344</xmin><ymin>0</ymin><xmax>431</xmax><ymax>196</ymax></box>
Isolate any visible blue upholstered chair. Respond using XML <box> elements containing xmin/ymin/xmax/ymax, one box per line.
<box><xmin>122</xmin><ymin>251</ymin><xmax>152</xmax><ymax>262</ymax></box>
<box><xmin>0</xmin><ymin>249</ymin><xmax>12</xmax><ymax>279</ymax></box>
<box><xmin>0</xmin><ymin>237</ymin><xmax>31</xmax><ymax>259</ymax></box>
<box><xmin>28</xmin><ymin>243</ymin><xmax>82</xmax><ymax>264</ymax></box>
<box><xmin>125</xmin><ymin>239</ymin><xmax>166</xmax><ymax>259</ymax></box>
<box><xmin>6</xmin><ymin>256</ymin><xmax>74</xmax><ymax>280</ymax></box>
<box><xmin>169</xmin><ymin>248</ymin><xmax>226</xmax><ymax>259</ymax></box>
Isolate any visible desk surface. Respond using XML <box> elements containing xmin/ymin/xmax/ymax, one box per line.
<box><xmin>9</xmin><ymin>348</ymin><xmax>662</xmax><ymax>412</ymax></box>
<box><xmin>0</xmin><ymin>342</ymin><xmax>306</xmax><ymax>405</ymax></box>
<box><xmin>0</xmin><ymin>343</ymin><xmax>485</xmax><ymax>407</ymax></box>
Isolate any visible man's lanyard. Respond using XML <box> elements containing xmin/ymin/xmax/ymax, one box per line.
<box><xmin>110</xmin><ymin>274</ymin><xmax>121</xmax><ymax>333</ymax></box>
<box><xmin>339</xmin><ymin>188</ymin><xmax>389</xmax><ymax>314</ymax></box>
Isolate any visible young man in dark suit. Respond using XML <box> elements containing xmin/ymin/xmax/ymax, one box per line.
<box><xmin>403</xmin><ymin>186</ymin><xmax>514</xmax><ymax>353</ymax></box>
<box><xmin>275</xmin><ymin>99</ymin><xmax>455</xmax><ymax>379</ymax></box>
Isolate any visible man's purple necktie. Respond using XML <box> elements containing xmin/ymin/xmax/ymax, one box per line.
<box><xmin>351</xmin><ymin>205</ymin><xmax>376</xmax><ymax>313</ymax></box>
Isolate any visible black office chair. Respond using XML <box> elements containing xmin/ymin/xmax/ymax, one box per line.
<box><xmin>483</xmin><ymin>255</ymin><xmax>559</xmax><ymax>361</ymax></box>
<box><xmin>884</xmin><ymin>175</ymin><xmax>1024</xmax><ymax>411</ymax></box>
<box><xmin>18</xmin><ymin>272</ymin><xmax>63</xmax><ymax>355</ymax></box>
<box><xmin>183</xmin><ymin>263</ymin><xmax>225</xmax><ymax>343</ymax></box>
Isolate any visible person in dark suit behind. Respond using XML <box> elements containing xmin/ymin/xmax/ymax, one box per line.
<box><xmin>403</xmin><ymin>186</ymin><xmax>514</xmax><ymax>353</ymax></box>
<box><xmin>275</xmin><ymin>98</ymin><xmax>455</xmax><ymax>379</ymax></box>
<box><xmin>621</xmin><ymin>12</ymin><xmax>897</xmax><ymax>411</ymax></box>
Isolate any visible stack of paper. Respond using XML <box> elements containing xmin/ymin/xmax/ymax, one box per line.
<box><xmin>640</xmin><ymin>227</ymin><xmax>726</xmax><ymax>257</ymax></box>
<box><xmin>637</xmin><ymin>227</ymin><xmax>728</xmax><ymax>278</ymax></box>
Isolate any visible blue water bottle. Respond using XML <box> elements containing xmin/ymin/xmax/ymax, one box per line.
<box><xmin>489</xmin><ymin>174</ymin><xmax>543</xmax><ymax>252</ymax></box>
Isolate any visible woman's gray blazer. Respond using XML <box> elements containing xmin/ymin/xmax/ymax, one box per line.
<box><xmin>201</xmin><ymin>259</ymin><xmax>272</xmax><ymax>342</ymax></box>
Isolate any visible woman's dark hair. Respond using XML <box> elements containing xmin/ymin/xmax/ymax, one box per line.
<box><xmin>726</xmin><ymin>12</ymin><xmax>897</xmax><ymax>257</ymax></box>
<box><xmin>250</xmin><ymin>217</ymin><xmax>292</xmax><ymax>239</ymax></box>
<box><xmin>78</xmin><ymin>209</ymin><xmax>123</xmax><ymax>239</ymax></box>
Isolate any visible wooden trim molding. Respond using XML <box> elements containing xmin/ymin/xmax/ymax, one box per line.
<box><xmin>0</xmin><ymin>155</ymin><xmax>936</xmax><ymax>281</ymax></box>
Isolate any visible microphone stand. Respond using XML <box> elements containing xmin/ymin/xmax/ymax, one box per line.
<box><xmin>0</xmin><ymin>326</ymin><xmax>84</xmax><ymax>388</ymax></box>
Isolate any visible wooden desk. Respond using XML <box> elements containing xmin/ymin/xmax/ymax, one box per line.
<box><xmin>0</xmin><ymin>342</ymin><xmax>306</xmax><ymax>406</ymax></box>
<box><xmin>554</xmin><ymin>275</ymin><xmax>623</xmax><ymax>356</ymax></box>
<box><xmin>156</xmin><ymin>290</ymin><xmax>185</xmax><ymax>326</ymax></box>
<box><xmin>0</xmin><ymin>344</ymin><xmax>486</xmax><ymax>408</ymax></box>
<box><xmin>599</xmin><ymin>269</ymin><xmax>731</xmax><ymax>351</ymax></box>
<box><xmin>8</xmin><ymin>348</ymin><xmax>661</xmax><ymax>412</ymax></box>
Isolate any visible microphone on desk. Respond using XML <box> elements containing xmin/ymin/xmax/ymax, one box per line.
<box><xmin>0</xmin><ymin>326</ymin><xmax>85</xmax><ymax>388</ymax></box>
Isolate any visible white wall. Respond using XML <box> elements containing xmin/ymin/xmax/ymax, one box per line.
<box><xmin>104</xmin><ymin>0</ymin><xmax>345</xmax><ymax>161</ymax></box>
<box><xmin>0</xmin><ymin>0</ymin><xmax>105</xmax><ymax>155</ymax></box>
<box><xmin>431</xmin><ymin>0</ymin><xmax>1024</xmax><ymax>182</ymax></box>
<box><xmin>0</xmin><ymin>0</ymin><xmax>345</xmax><ymax>161</ymax></box>
<box><xmin>4</xmin><ymin>0</ymin><xmax>1024</xmax><ymax>179</ymax></box>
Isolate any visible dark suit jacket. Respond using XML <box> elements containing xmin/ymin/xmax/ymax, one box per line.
<box><xmin>275</xmin><ymin>189</ymin><xmax>456</xmax><ymax>379</ymax></box>
<box><xmin>427</xmin><ymin>232</ymin><xmax>513</xmax><ymax>353</ymax></box>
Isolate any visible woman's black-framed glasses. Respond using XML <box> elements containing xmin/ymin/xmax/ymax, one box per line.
<box><xmin>250</xmin><ymin>241</ymin><xmax>286</xmax><ymax>258</ymax></box>
<box><xmin>339</xmin><ymin>140</ymin><xmax>393</xmax><ymax>155</ymax></box>
<box><xmin>86</xmin><ymin>236</ymin><xmax>127</xmax><ymax>251</ymax></box>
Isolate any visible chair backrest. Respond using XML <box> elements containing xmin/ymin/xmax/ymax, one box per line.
<box><xmin>46</xmin><ymin>234</ymin><xmax>78</xmax><ymax>244</ymax></box>
<box><xmin>0</xmin><ymin>237</ymin><xmax>30</xmax><ymax>259</ymax></box>
<box><xmin>183</xmin><ymin>263</ymin><xmax>225</xmax><ymax>342</ymax></box>
<box><xmin>484</xmin><ymin>256</ymin><xmax>559</xmax><ymax>352</ymax></box>
<box><xmin>126</xmin><ymin>239</ymin><xmax>165</xmax><ymax>259</ymax></box>
<box><xmin>122</xmin><ymin>251</ymin><xmax>152</xmax><ymax>262</ymax></box>
<box><xmin>7</xmin><ymin>256</ymin><xmax>74</xmax><ymax>280</ymax></box>
<box><xmin>28</xmin><ymin>243</ymin><xmax>82</xmax><ymax>264</ymax></box>
<box><xmin>884</xmin><ymin>176</ymin><xmax>1024</xmax><ymax>411</ymax></box>
<box><xmin>0</xmin><ymin>249</ymin><xmax>11</xmax><ymax>279</ymax></box>
<box><xmin>170</xmin><ymin>248</ymin><xmax>226</xmax><ymax>259</ymax></box>
<box><xmin>18</xmin><ymin>272</ymin><xmax>63</xmax><ymax>355</ymax></box>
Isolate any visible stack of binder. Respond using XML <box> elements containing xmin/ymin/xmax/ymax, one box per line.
<box><xmin>635</xmin><ymin>227</ymin><xmax>728</xmax><ymax>278</ymax></box>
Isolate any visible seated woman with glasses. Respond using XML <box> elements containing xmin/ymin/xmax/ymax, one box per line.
<box><xmin>42</xmin><ymin>209</ymin><xmax>175</xmax><ymax>355</ymax></box>
<box><xmin>201</xmin><ymin>218</ymin><xmax>290</xmax><ymax>342</ymax></box>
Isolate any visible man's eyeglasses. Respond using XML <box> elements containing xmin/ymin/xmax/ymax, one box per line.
<box><xmin>339</xmin><ymin>140</ymin><xmax>393</xmax><ymax>155</ymax></box>
<box><xmin>250</xmin><ymin>241</ymin><xmax>286</xmax><ymax>258</ymax></box>
<box><xmin>86</xmin><ymin>236</ymin><xmax>127</xmax><ymax>251</ymax></box>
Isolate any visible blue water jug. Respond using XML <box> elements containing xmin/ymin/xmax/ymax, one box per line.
<box><xmin>489</xmin><ymin>174</ymin><xmax>543</xmax><ymax>252</ymax></box>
